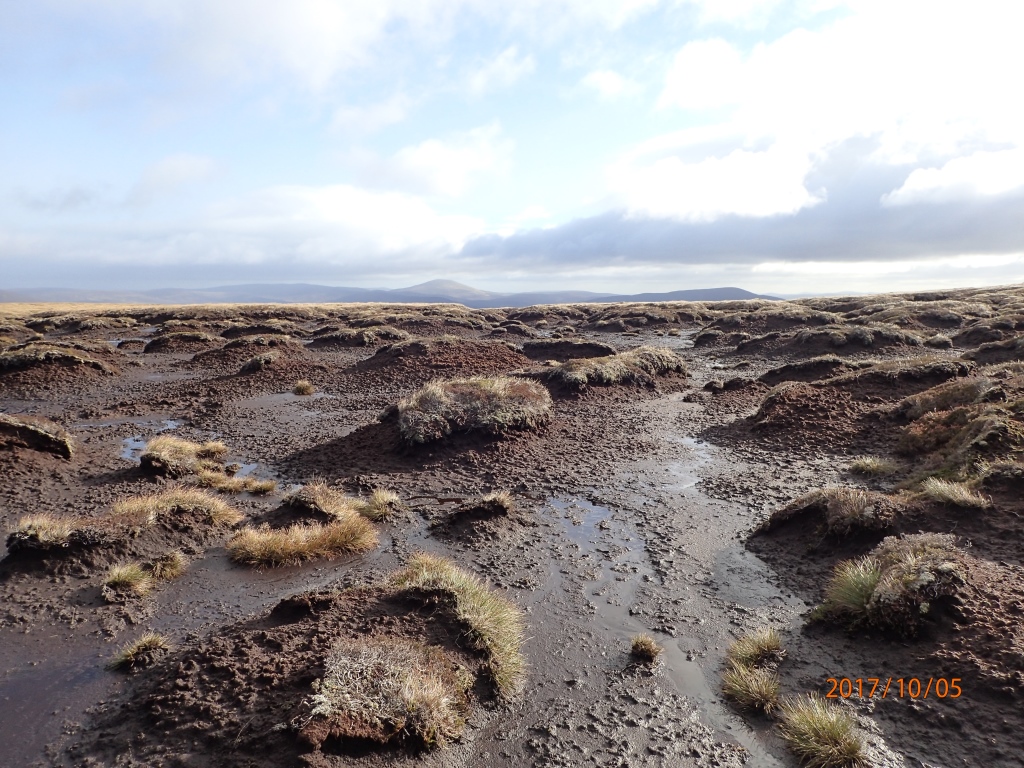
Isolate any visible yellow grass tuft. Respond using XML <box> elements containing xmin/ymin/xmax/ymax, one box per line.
<box><xmin>919</xmin><ymin>477</ymin><xmax>990</xmax><ymax>508</ymax></box>
<box><xmin>104</xmin><ymin>561</ymin><xmax>154</xmax><ymax>597</ymax></box>
<box><xmin>726</xmin><ymin>627</ymin><xmax>784</xmax><ymax>669</ymax></box>
<box><xmin>777</xmin><ymin>695</ymin><xmax>864</xmax><ymax>768</ymax></box>
<box><xmin>107</xmin><ymin>632</ymin><xmax>171</xmax><ymax>672</ymax></box>
<box><xmin>227</xmin><ymin>518</ymin><xmax>378</xmax><ymax>567</ymax></box>
<box><xmin>630</xmin><ymin>633</ymin><xmax>662</xmax><ymax>663</ymax></box>
<box><xmin>392</xmin><ymin>552</ymin><xmax>526</xmax><ymax>698</ymax></box>
<box><xmin>848</xmin><ymin>456</ymin><xmax>899</xmax><ymax>476</ymax></box>
<box><xmin>722</xmin><ymin>664</ymin><xmax>781</xmax><ymax>713</ymax></box>
<box><xmin>293</xmin><ymin>379</ymin><xmax>315</xmax><ymax>395</ymax></box>
<box><xmin>109</xmin><ymin>487</ymin><xmax>244</xmax><ymax>528</ymax></box>
<box><xmin>360</xmin><ymin>488</ymin><xmax>403</xmax><ymax>521</ymax></box>
<box><xmin>151</xmin><ymin>550</ymin><xmax>188</xmax><ymax>580</ymax></box>
<box><xmin>286</xmin><ymin>480</ymin><xmax>365</xmax><ymax>519</ymax></box>
<box><xmin>196</xmin><ymin>469</ymin><xmax>276</xmax><ymax>495</ymax></box>
<box><xmin>139</xmin><ymin>435</ymin><xmax>228</xmax><ymax>476</ymax></box>
<box><xmin>12</xmin><ymin>513</ymin><xmax>80</xmax><ymax>546</ymax></box>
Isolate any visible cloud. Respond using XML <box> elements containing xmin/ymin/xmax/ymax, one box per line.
<box><xmin>467</xmin><ymin>45</ymin><xmax>535</xmax><ymax>94</ymax></box>
<box><xmin>581</xmin><ymin>69</ymin><xmax>634</xmax><ymax>99</ymax></box>
<box><xmin>16</xmin><ymin>186</ymin><xmax>99</xmax><ymax>213</ymax></box>
<box><xmin>351</xmin><ymin>123</ymin><xmax>513</xmax><ymax>197</ymax></box>
<box><xmin>883</xmin><ymin>149</ymin><xmax>1024</xmax><ymax>207</ymax></box>
<box><xmin>126</xmin><ymin>153</ymin><xmax>216</xmax><ymax>207</ymax></box>
<box><xmin>330</xmin><ymin>94</ymin><xmax>412</xmax><ymax>134</ymax></box>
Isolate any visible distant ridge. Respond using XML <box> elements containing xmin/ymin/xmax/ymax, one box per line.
<box><xmin>0</xmin><ymin>281</ymin><xmax>779</xmax><ymax>307</ymax></box>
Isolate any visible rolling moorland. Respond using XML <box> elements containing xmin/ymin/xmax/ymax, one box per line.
<box><xmin>1</xmin><ymin>284</ymin><xmax>1024</xmax><ymax>767</ymax></box>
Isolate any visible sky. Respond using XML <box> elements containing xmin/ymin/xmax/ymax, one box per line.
<box><xmin>2</xmin><ymin>0</ymin><xmax>1024</xmax><ymax>296</ymax></box>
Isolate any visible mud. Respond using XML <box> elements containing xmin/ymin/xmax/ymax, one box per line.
<box><xmin>2</xmin><ymin>293</ymin><xmax>1024</xmax><ymax>766</ymax></box>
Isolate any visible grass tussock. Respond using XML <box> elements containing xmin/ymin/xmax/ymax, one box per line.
<box><xmin>0</xmin><ymin>413</ymin><xmax>75</xmax><ymax>458</ymax></box>
<box><xmin>895</xmin><ymin>377</ymin><xmax>995</xmax><ymax>421</ymax></box>
<box><xmin>768</xmin><ymin>487</ymin><xmax>905</xmax><ymax>536</ymax></box>
<box><xmin>293</xmin><ymin>379</ymin><xmax>315</xmax><ymax>395</ymax></box>
<box><xmin>726</xmin><ymin>627</ymin><xmax>784</xmax><ymax>669</ymax></box>
<box><xmin>139</xmin><ymin>435</ymin><xmax>228</xmax><ymax>477</ymax></box>
<box><xmin>539</xmin><ymin>345</ymin><xmax>686</xmax><ymax>390</ymax></box>
<box><xmin>228</xmin><ymin>518</ymin><xmax>378</xmax><ymax>567</ymax></box>
<box><xmin>104</xmin><ymin>561</ymin><xmax>154</xmax><ymax>597</ymax></box>
<box><xmin>819</xmin><ymin>533</ymin><xmax>963</xmax><ymax>636</ymax></box>
<box><xmin>196</xmin><ymin>469</ymin><xmax>276</xmax><ymax>494</ymax></box>
<box><xmin>11</xmin><ymin>513</ymin><xmax>80</xmax><ymax>547</ymax></box>
<box><xmin>848</xmin><ymin>456</ymin><xmax>899</xmax><ymax>476</ymax></box>
<box><xmin>285</xmin><ymin>480</ymin><xmax>364</xmax><ymax>518</ymax></box>
<box><xmin>361</xmin><ymin>489</ymin><xmax>403</xmax><ymax>521</ymax></box>
<box><xmin>109</xmin><ymin>487</ymin><xmax>244</xmax><ymax>528</ymax></box>
<box><xmin>630</xmin><ymin>633</ymin><xmax>662</xmax><ymax>663</ymax></box>
<box><xmin>393</xmin><ymin>553</ymin><xmax>526</xmax><ymax>698</ymax></box>
<box><xmin>301</xmin><ymin>638</ymin><xmax>471</xmax><ymax>748</ymax></box>
<box><xmin>722</xmin><ymin>664</ymin><xmax>782</xmax><ymax>714</ymax></box>
<box><xmin>107</xmin><ymin>632</ymin><xmax>171</xmax><ymax>672</ymax></box>
<box><xmin>919</xmin><ymin>477</ymin><xmax>990</xmax><ymax>508</ymax></box>
<box><xmin>777</xmin><ymin>695</ymin><xmax>864</xmax><ymax>768</ymax></box>
<box><xmin>479</xmin><ymin>490</ymin><xmax>515</xmax><ymax>513</ymax></box>
<box><xmin>151</xmin><ymin>550</ymin><xmax>188</xmax><ymax>580</ymax></box>
<box><xmin>397</xmin><ymin>376</ymin><xmax>552</xmax><ymax>444</ymax></box>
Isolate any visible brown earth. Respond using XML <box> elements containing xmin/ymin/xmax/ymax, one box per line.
<box><xmin>2</xmin><ymin>288</ymin><xmax>1024</xmax><ymax>767</ymax></box>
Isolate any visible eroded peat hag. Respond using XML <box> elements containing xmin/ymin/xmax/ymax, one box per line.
<box><xmin>2</xmin><ymin>287</ymin><xmax>1024</xmax><ymax>767</ymax></box>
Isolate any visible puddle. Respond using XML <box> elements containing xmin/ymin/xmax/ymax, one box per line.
<box><xmin>119</xmin><ymin>419</ymin><xmax>182</xmax><ymax>460</ymax></box>
<box><xmin>661</xmin><ymin>436</ymin><xmax>714</xmax><ymax>490</ymax></box>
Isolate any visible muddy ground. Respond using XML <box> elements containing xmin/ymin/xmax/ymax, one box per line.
<box><xmin>2</xmin><ymin>290</ymin><xmax>1024</xmax><ymax>767</ymax></box>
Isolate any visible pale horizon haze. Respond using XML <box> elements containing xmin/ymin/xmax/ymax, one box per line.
<box><xmin>2</xmin><ymin>1</ymin><xmax>1023</xmax><ymax>297</ymax></box>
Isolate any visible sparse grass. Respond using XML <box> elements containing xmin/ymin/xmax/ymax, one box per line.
<box><xmin>895</xmin><ymin>377</ymin><xmax>994</xmax><ymax>420</ymax></box>
<box><xmin>767</xmin><ymin>487</ymin><xmax>904</xmax><ymax>536</ymax></box>
<box><xmin>151</xmin><ymin>550</ymin><xmax>188</xmax><ymax>580</ymax></box>
<box><xmin>293</xmin><ymin>379</ymin><xmax>315</xmax><ymax>395</ymax></box>
<box><xmin>539</xmin><ymin>345</ymin><xmax>686</xmax><ymax>389</ymax></box>
<box><xmin>301</xmin><ymin>637</ymin><xmax>471</xmax><ymax>748</ymax></box>
<box><xmin>393</xmin><ymin>552</ymin><xmax>526</xmax><ymax>698</ymax></box>
<box><xmin>196</xmin><ymin>469</ymin><xmax>276</xmax><ymax>494</ymax></box>
<box><xmin>228</xmin><ymin>518</ymin><xmax>378</xmax><ymax>567</ymax></box>
<box><xmin>630</xmin><ymin>633</ymin><xmax>662</xmax><ymax>663</ymax></box>
<box><xmin>722</xmin><ymin>664</ymin><xmax>781</xmax><ymax>713</ymax></box>
<box><xmin>104</xmin><ymin>561</ymin><xmax>154</xmax><ymax>597</ymax></box>
<box><xmin>107</xmin><ymin>632</ymin><xmax>171</xmax><ymax>672</ymax></box>
<box><xmin>0</xmin><ymin>413</ymin><xmax>74</xmax><ymax>458</ymax></box>
<box><xmin>726</xmin><ymin>627</ymin><xmax>784</xmax><ymax>668</ymax></box>
<box><xmin>479</xmin><ymin>490</ymin><xmax>515</xmax><ymax>513</ymax></box>
<box><xmin>109</xmin><ymin>488</ymin><xmax>244</xmax><ymax>528</ymax></box>
<box><xmin>777</xmin><ymin>695</ymin><xmax>864</xmax><ymax>768</ymax></box>
<box><xmin>849</xmin><ymin>457</ymin><xmax>899</xmax><ymax>476</ymax></box>
<box><xmin>396</xmin><ymin>376</ymin><xmax>552</xmax><ymax>444</ymax></box>
<box><xmin>360</xmin><ymin>489</ymin><xmax>403</xmax><ymax>521</ymax></box>
<box><xmin>139</xmin><ymin>435</ymin><xmax>228</xmax><ymax>476</ymax></box>
<box><xmin>919</xmin><ymin>477</ymin><xmax>990</xmax><ymax>508</ymax></box>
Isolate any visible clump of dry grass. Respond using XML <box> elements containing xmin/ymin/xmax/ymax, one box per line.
<box><xmin>539</xmin><ymin>345</ymin><xmax>686</xmax><ymax>390</ymax></box>
<box><xmin>228</xmin><ymin>518</ymin><xmax>378</xmax><ymax>567</ymax></box>
<box><xmin>109</xmin><ymin>488</ymin><xmax>244</xmax><ymax>528</ymax></box>
<box><xmin>776</xmin><ymin>695</ymin><xmax>864</xmax><ymax>768</ymax></box>
<box><xmin>104</xmin><ymin>561</ymin><xmax>154</xmax><ymax>598</ymax></box>
<box><xmin>293</xmin><ymin>379</ymin><xmax>315</xmax><ymax>395</ymax></box>
<box><xmin>10</xmin><ymin>513</ymin><xmax>80</xmax><ymax>547</ymax></box>
<box><xmin>360</xmin><ymin>489</ymin><xmax>403</xmax><ymax>521</ymax></box>
<box><xmin>196</xmin><ymin>469</ymin><xmax>276</xmax><ymax>494</ymax></box>
<box><xmin>285</xmin><ymin>480</ymin><xmax>364</xmax><ymax>518</ymax></box>
<box><xmin>107</xmin><ymin>632</ymin><xmax>171</xmax><ymax>672</ymax></box>
<box><xmin>393</xmin><ymin>552</ymin><xmax>526</xmax><ymax>698</ymax></box>
<box><xmin>721</xmin><ymin>627</ymin><xmax>785</xmax><ymax>713</ymax></box>
<box><xmin>848</xmin><ymin>456</ymin><xmax>899</xmax><ymax>476</ymax></box>
<box><xmin>766</xmin><ymin>487</ymin><xmax>905</xmax><ymax>537</ymax></box>
<box><xmin>299</xmin><ymin>638</ymin><xmax>471</xmax><ymax>748</ymax></box>
<box><xmin>895</xmin><ymin>377</ymin><xmax>995</xmax><ymax>421</ymax></box>
<box><xmin>139</xmin><ymin>436</ymin><xmax>228</xmax><ymax>476</ymax></box>
<box><xmin>726</xmin><ymin>627</ymin><xmax>784</xmax><ymax>668</ymax></box>
<box><xmin>479</xmin><ymin>490</ymin><xmax>515</xmax><ymax>513</ymax></box>
<box><xmin>0</xmin><ymin>413</ymin><xmax>75</xmax><ymax>458</ymax></box>
<box><xmin>630</xmin><ymin>633</ymin><xmax>662</xmax><ymax>663</ymax></box>
<box><xmin>919</xmin><ymin>477</ymin><xmax>990</xmax><ymax>508</ymax></box>
<box><xmin>239</xmin><ymin>352</ymin><xmax>277</xmax><ymax>373</ymax></box>
<box><xmin>396</xmin><ymin>376</ymin><xmax>552</xmax><ymax>444</ymax></box>
<box><xmin>151</xmin><ymin>550</ymin><xmax>188</xmax><ymax>580</ymax></box>
<box><xmin>818</xmin><ymin>533</ymin><xmax>963</xmax><ymax>636</ymax></box>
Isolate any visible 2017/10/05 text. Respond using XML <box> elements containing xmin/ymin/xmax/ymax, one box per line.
<box><xmin>825</xmin><ymin>678</ymin><xmax>962</xmax><ymax>700</ymax></box>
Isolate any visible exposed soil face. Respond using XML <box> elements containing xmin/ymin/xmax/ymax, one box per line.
<box><xmin>3</xmin><ymin>289</ymin><xmax>1024</xmax><ymax>767</ymax></box>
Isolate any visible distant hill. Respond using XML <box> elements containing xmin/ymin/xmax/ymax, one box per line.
<box><xmin>0</xmin><ymin>281</ymin><xmax>778</xmax><ymax>307</ymax></box>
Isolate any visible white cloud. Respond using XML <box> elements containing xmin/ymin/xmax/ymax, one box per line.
<box><xmin>658</xmin><ymin>38</ymin><xmax>743</xmax><ymax>110</ymax></box>
<box><xmin>581</xmin><ymin>69</ymin><xmax>635</xmax><ymax>99</ymax></box>
<box><xmin>468</xmin><ymin>45</ymin><xmax>535</xmax><ymax>94</ymax></box>
<box><xmin>127</xmin><ymin>153</ymin><xmax>216</xmax><ymax>207</ymax></box>
<box><xmin>330</xmin><ymin>94</ymin><xmax>412</xmax><ymax>134</ymax></box>
<box><xmin>883</xmin><ymin>149</ymin><xmax>1024</xmax><ymax>206</ymax></box>
<box><xmin>608</xmin><ymin>132</ymin><xmax>822</xmax><ymax>220</ymax></box>
<box><xmin>352</xmin><ymin>123</ymin><xmax>513</xmax><ymax>197</ymax></box>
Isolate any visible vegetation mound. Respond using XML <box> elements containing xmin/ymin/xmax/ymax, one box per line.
<box><xmin>764</xmin><ymin>488</ymin><xmax>908</xmax><ymax>537</ymax></box>
<box><xmin>0</xmin><ymin>413</ymin><xmax>74</xmax><ymax>458</ymax></box>
<box><xmin>519</xmin><ymin>338</ymin><xmax>617</xmax><ymax>360</ymax></box>
<box><xmin>396</xmin><ymin>376</ymin><xmax>552</xmax><ymax>444</ymax></box>
<box><xmin>537</xmin><ymin>345</ymin><xmax>686</xmax><ymax>390</ymax></box>
<box><xmin>0</xmin><ymin>342</ymin><xmax>114</xmax><ymax>375</ymax></box>
<box><xmin>139</xmin><ymin>436</ymin><xmax>229</xmax><ymax>477</ymax></box>
<box><xmin>143</xmin><ymin>331</ymin><xmax>218</xmax><ymax>353</ymax></box>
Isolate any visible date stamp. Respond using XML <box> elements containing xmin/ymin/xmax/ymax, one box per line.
<box><xmin>825</xmin><ymin>677</ymin><xmax>962</xmax><ymax>700</ymax></box>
